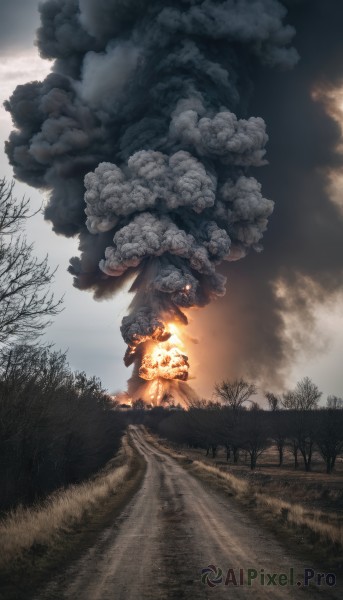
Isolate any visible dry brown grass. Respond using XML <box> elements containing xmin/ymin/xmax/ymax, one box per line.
<box><xmin>149</xmin><ymin>432</ymin><xmax>343</xmax><ymax>551</ymax></box>
<box><xmin>192</xmin><ymin>460</ymin><xmax>249</xmax><ymax>495</ymax></box>
<box><xmin>0</xmin><ymin>435</ymin><xmax>134</xmax><ymax>567</ymax></box>
<box><xmin>192</xmin><ymin>461</ymin><xmax>343</xmax><ymax>547</ymax></box>
<box><xmin>253</xmin><ymin>492</ymin><xmax>343</xmax><ymax>547</ymax></box>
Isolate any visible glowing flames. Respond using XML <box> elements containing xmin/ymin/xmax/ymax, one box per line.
<box><xmin>123</xmin><ymin>318</ymin><xmax>193</xmax><ymax>406</ymax></box>
<box><xmin>139</xmin><ymin>323</ymin><xmax>189</xmax><ymax>382</ymax></box>
<box><xmin>148</xmin><ymin>379</ymin><xmax>164</xmax><ymax>404</ymax></box>
<box><xmin>139</xmin><ymin>346</ymin><xmax>189</xmax><ymax>381</ymax></box>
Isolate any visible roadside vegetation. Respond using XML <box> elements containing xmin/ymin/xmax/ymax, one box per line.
<box><xmin>0</xmin><ymin>435</ymin><xmax>133</xmax><ymax>568</ymax></box>
<box><xmin>0</xmin><ymin>344</ymin><xmax>126</xmax><ymax>512</ymax></box>
<box><xmin>0</xmin><ymin>430</ymin><xmax>146</xmax><ymax>600</ymax></box>
<box><xmin>0</xmin><ymin>180</ymin><xmax>146</xmax><ymax>599</ymax></box>
<box><xmin>126</xmin><ymin>377</ymin><xmax>343</xmax><ymax>567</ymax></box>
<box><xmin>189</xmin><ymin>458</ymin><xmax>342</xmax><ymax>549</ymax></box>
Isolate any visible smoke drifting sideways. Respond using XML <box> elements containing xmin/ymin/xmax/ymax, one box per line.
<box><xmin>5</xmin><ymin>0</ymin><xmax>300</xmax><ymax>404</ymax></box>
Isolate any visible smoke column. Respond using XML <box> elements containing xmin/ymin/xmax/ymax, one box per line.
<box><xmin>5</xmin><ymin>0</ymin><xmax>310</xmax><ymax>402</ymax></box>
<box><xmin>189</xmin><ymin>0</ymin><xmax>343</xmax><ymax>392</ymax></box>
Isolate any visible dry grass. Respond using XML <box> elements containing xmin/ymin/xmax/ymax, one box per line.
<box><xmin>193</xmin><ymin>460</ymin><xmax>343</xmax><ymax>548</ymax></box>
<box><xmin>192</xmin><ymin>460</ymin><xmax>249</xmax><ymax>495</ymax></box>
<box><xmin>193</xmin><ymin>461</ymin><xmax>343</xmax><ymax>547</ymax></box>
<box><xmin>149</xmin><ymin>433</ymin><xmax>343</xmax><ymax>551</ymax></box>
<box><xmin>0</xmin><ymin>435</ymin><xmax>134</xmax><ymax>568</ymax></box>
<box><xmin>254</xmin><ymin>492</ymin><xmax>343</xmax><ymax>547</ymax></box>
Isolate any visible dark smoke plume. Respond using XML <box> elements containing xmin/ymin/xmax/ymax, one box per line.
<box><xmin>5</xmin><ymin>0</ymin><xmax>343</xmax><ymax>391</ymax></box>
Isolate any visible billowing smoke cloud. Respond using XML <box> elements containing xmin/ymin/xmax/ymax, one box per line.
<box><xmin>6</xmin><ymin>0</ymin><xmax>342</xmax><ymax>394</ymax></box>
<box><xmin>203</xmin><ymin>0</ymin><xmax>343</xmax><ymax>389</ymax></box>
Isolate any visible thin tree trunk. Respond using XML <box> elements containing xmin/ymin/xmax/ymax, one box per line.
<box><xmin>326</xmin><ymin>456</ymin><xmax>332</xmax><ymax>474</ymax></box>
<box><xmin>293</xmin><ymin>445</ymin><xmax>298</xmax><ymax>469</ymax></box>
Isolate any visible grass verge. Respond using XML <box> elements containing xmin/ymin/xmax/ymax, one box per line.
<box><xmin>0</xmin><ymin>430</ymin><xmax>146</xmax><ymax>600</ymax></box>
<box><xmin>146</xmin><ymin>430</ymin><xmax>343</xmax><ymax>570</ymax></box>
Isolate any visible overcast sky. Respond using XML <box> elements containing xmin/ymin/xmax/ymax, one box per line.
<box><xmin>1</xmin><ymin>0</ymin><xmax>342</xmax><ymax>402</ymax></box>
<box><xmin>0</xmin><ymin>0</ymin><xmax>130</xmax><ymax>394</ymax></box>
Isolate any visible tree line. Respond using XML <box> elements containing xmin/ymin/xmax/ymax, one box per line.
<box><xmin>0</xmin><ymin>345</ymin><xmax>125</xmax><ymax>512</ymax></box>
<box><xmin>135</xmin><ymin>377</ymin><xmax>343</xmax><ymax>474</ymax></box>
<box><xmin>0</xmin><ymin>179</ymin><xmax>125</xmax><ymax>512</ymax></box>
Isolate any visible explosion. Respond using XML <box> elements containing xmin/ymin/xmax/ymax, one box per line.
<box><xmin>139</xmin><ymin>323</ymin><xmax>189</xmax><ymax>382</ymax></box>
<box><xmin>4</xmin><ymin>0</ymin><xmax>300</xmax><ymax>405</ymax></box>
<box><xmin>122</xmin><ymin>311</ymin><xmax>191</xmax><ymax>402</ymax></box>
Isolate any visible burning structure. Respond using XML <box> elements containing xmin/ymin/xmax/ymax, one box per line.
<box><xmin>5</xmin><ymin>0</ymin><xmax>300</xmax><ymax>404</ymax></box>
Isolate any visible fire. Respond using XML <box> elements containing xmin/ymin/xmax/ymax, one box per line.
<box><xmin>148</xmin><ymin>378</ymin><xmax>165</xmax><ymax>404</ymax></box>
<box><xmin>124</xmin><ymin>319</ymin><xmax>192</xmax><ymax>406</ymax></box>
<box><xmin>139</xmin><ymin>322</ymin><xmax>189</xmax><ymax>382</ymax></box>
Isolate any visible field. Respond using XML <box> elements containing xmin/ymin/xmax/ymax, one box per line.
<box><xmin>150</xmin><ymin>434</ymin><xmax>343</xmax><ymax>569</ymax></box>
<box><xmin>184</xmin><ymin>445</ymin><xmax>343</xmax><ymax>514</ymax></box>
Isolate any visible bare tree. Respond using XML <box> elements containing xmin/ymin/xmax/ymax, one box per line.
<box><xmin>326</xmin><ymin>395</ymin><xmax>343</xmax><ymax>409</ymax></box>
<box><xmin>214</xmin><ymin>379</ymin><xmax>256</xmax><ymax>464</ymax></box>
<box><xmin>265</xmin><ymin>391</ymin><xmax>280</xmax><ymax>411</ymax></box>
<box><xmin>296</xmin><ymin>377</ymin><xmax>322</xmax><ymax>409</ymax></box>
<box><xmin>268</xmin><ymin>411</ymin><xmax>288</xmax><ymax>466</ymax></box>
<box><xmin>240</xmin><ymin>411</ymin><xmax>270</xmax><ymax>470</ymax></box>
<box><xmin>297</xmin><ymin>411</ymin><xmax>318</xmax><ymax>472</ymax></box>
<box><xmin>286</xmin><ymin>409</ymin><xmax>318</xmax><ymax>472</ymax></box>
<box><xmin>282</xmin><ymin>377</ymin><xmax>322</xmax><ymax>410</ymax></box>
<box><xmin>214</xmin><ymin>378</ymin><xmax>257</xmax><ymax>410</ymax></box>
<box><xmin>214</xmin><ymin>406</ymin><xmax>242</xmax><ymax>463</ymax></box>
<box><xmin>0</xmin><ymin>178</ymin><xmax>62</xmax><ymax>344</ymax></box>
<box><xmin>316</xmin><ymin>410</ymin><xmax>343</xmax><ymax>473</ymax></box>
<box><xmin>281</xmin><ymin>390</ymin><xmax>298</xmax><ymax>410</ymax></box>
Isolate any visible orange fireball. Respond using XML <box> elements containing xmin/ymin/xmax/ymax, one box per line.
<box><xmin>139</xmin><ymin>322</ymin><xmax>189</xmax><ymax>382</ymax></box>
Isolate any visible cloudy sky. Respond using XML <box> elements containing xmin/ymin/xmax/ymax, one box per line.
<box><xmin>1</xmin><ymin>0</ymin><xmax>342</xmax><ymax>402</ymax></box>
<box><xmin>0</xmin><ymin>0</ymin><xmax>130</xmax><ymax>394</ymax></box>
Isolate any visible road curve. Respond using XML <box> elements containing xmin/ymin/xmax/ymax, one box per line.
<box><xmin>37</xmin><ymin>426</ymin><xmax>340</xmax><ymax>600</ymax></box>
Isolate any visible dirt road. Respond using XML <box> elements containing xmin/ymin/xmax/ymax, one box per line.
<box><xmin>38</xmin><ymin>426</ymin><xmax>340</xmax><ymax>600</ymax></box>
